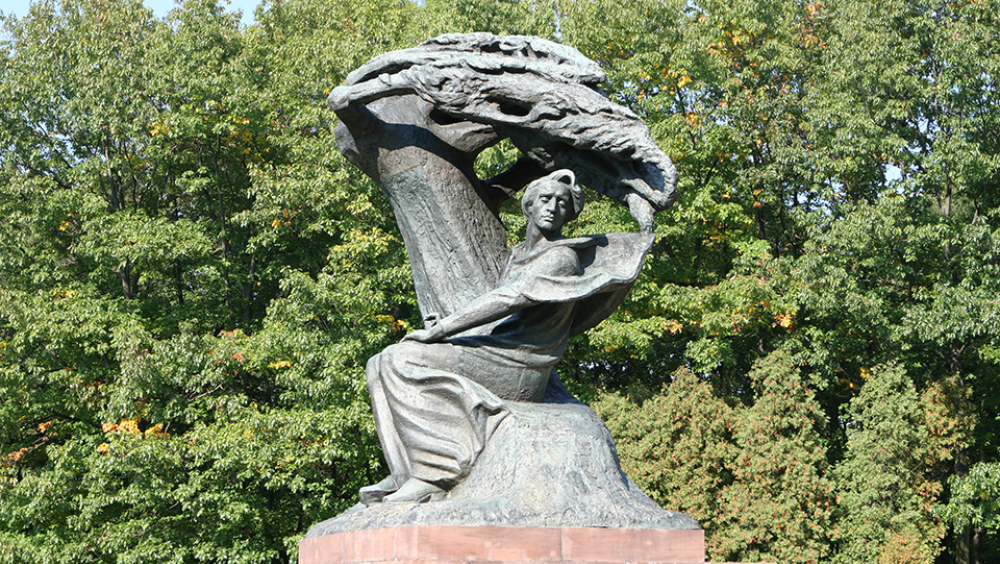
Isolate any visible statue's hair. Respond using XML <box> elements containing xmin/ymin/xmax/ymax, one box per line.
<box><xmin>521</xmin><ymin>169</ymin><xmax>585</xmax><ymax>222</ymax></box>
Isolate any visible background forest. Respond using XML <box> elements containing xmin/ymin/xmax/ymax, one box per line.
<box><xmin>1</xmin><ymin>0</ymin><xmax>998</xmax><ymax>563</ymax></box>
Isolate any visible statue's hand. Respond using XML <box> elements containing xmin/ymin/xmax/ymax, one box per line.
<box><xmin>625</xmin><ymin>192</ymin><xmax>656</xmax><ymax>234</ymax></box>
<box><xmin>328</xmin><ymin>86</ymin><xmax>352</xmax><ymax>111</ymax></box>
<box><xmin>402</xmin><ymin>325</ymin><xmax>446</xmax><ymax>343</ymax></box>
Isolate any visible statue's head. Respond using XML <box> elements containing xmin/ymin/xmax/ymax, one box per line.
<box><xmin>521</xmin><ymin>170</ymin><xmax>585</xmax><ymax>234</ymax></box>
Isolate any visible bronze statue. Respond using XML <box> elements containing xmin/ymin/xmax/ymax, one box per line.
<box><xmin>362</xmin><ymin>170</ymin><xmax>652</xmax><ymax>503</ymax></box>
<box><xmin>306</xmin><ymin>33</ymin><xmax>699</xmax><ymax>534</ymax></box>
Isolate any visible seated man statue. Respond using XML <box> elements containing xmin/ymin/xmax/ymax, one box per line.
<box><xmin>361</xmin><ymin>169</ymin><xmax>653</xmax><ymax>504</ymax></box>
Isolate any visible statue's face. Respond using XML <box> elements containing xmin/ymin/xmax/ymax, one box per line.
<box><xmin>526</xmin><ymin>181</ymin><xmax>573</xmax><ymax>234</ymax></box>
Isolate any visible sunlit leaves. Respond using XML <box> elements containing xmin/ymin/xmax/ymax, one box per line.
<box><xmin>831</xmin><ymin>363</ymin><xmax>956</xmax><ymax>564</ymax></box>
<box><xmin>0</xmin><ymin>0</ymin><xmax>411</xmax><ymax>562</ymax></box>
<box><xmin>2</xmin><ymin>1</ymin><xmax>1000</xmax><ymax>563</ymax></box>
<box><xmin>596</xmin><ymin>352</ymin><xmax>833</xmax><ymax>564</ymax></box>
<box><xmin>945</xmin><ymin>463</ymin><xmax>1000</xmax><ymax>534</ymax></box>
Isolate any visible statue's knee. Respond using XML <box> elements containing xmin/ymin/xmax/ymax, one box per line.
<box><xmin>379</xmin><ymin>341</ymin><xmax>421</xmax><ymax>367</ymax></box>
<box><xmin>366</xmin><ymin>353</ymin><xmax>380</xmax><ymax>372</ymax></box>
<box><xmin>366</xmin><ymin>353</ymin><xmax>383</xmax><ymax>387</ymax></box>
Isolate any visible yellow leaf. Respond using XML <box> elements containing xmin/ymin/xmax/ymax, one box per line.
<box><xmin>117</xmin><ymin>418</ymin><xmax>140</xmax><ymax>435</ymax></box>
<box><xmin>3</xmin><ymin>447</ymin><xmax>29</xmax><ymax>465</ymax></box>
<box><xmin>773</xmin><ymin>313</ymin><xmax>795</xmax><ymax>329</ymax></box>
<box><xmin>144</xmin><ymin>423</ymin><xmax>169</xmax><ymax>439</ymax></box>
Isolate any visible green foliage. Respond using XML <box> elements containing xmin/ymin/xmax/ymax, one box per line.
<box><xmin>714</xmin><ymin>351</ymin><xmax>833</xmax><ymax>564</ymax></box>
<box><xmin>2</xmin><ymin>0</ymin><xmax>1000</xmax><ymax>562</ymax></box>
<box><xmin>946</xmin><ymin>463</ymin><xmax>1000</xmax><ymax>533</ymax></box>
<box><xmin>594</xmin><ymin>367</ymin><xmax>733</xmax><ymax>522</ymax></box>
<box><xmin>564</xmin><ymin>0</ymin><xmax>1000</xmax><ymax>561</ymax></box>
<box><xmin>413</xmin><ymin>0</ymin><xmax>558</xmax><ymax>39</ymax></box>
<box><xmin>0</xmin><ymin>0</ymin><xmax>414</xmax><ymax>562</ymax></box>
<box><xmin>830</xmin><ymin>363</ymin><xmax>963</xmax><ymax>564</ymax></box>
<box><xmin>595</xmin><ymin>351</ymin><xmax>833</xmax><ymax>564</ymax></box>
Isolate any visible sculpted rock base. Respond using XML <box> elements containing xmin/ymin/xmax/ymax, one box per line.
<box><xmin>305</xmin><ymin>384</ymin><xmax>698</xmax><ymax>536</ymax></box>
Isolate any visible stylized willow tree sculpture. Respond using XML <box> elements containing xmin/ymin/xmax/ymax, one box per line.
<box><xmin>330</xmin><ymin>33</ymin><xmax>677</xmax><ymax>323</ymax></box>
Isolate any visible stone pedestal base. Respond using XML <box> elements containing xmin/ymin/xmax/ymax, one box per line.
<box><xmin>299</xmin><ymin>525</ymin><xmax>706</xmax><ymax>564</ymax></box>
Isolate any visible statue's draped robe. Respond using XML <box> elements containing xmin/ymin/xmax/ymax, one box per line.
<box><xmin>366</xmin><ymin>233</ymin><xmax>652</xmax><ymax>487</ymax></box>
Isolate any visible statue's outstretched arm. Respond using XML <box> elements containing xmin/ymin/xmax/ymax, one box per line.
<box><xmin>402</xmin><ymin>287</ymin><xmax>532</xmax><ymax>344</ymax></box>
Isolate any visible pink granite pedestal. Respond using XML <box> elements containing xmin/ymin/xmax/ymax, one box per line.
<box><xmin>299</xmin><ymin>525</ymin><xmax>765</xmax><ymax>564</ymax></box>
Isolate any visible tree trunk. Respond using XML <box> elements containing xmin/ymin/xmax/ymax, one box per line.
<box><xmin>334</xmin><ymin>95</ymin><xmax>509</xmax><ymax>323</ymax></box>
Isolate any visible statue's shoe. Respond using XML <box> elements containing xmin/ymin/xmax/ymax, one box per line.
<box><xmin>382</xmin><ymin>478</ymin><xmax>446</xmax><ymax>503</ymax></box>
<box><xmin>358</xmin><ymin>475</ymin><xmax>398</xmax><ymax>506</ymax></box>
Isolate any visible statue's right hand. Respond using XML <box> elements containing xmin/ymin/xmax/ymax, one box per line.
<box><xmin>328</xmin><ymin>86</ymin><xmax>355</xmax><ymax>111</ymax></box>
<box><xmin>625</xmin><ymin>192</ymin><xmax>656</xmax><ymax>234</ymax></box>
<box><xmin>402</xmin><ymin>326</ymin><xmax>444</xmax><ymax>343</ymax></box>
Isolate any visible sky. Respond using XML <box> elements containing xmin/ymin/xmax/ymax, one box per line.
<box><xmin>2</xmin><ymin>0</ymin><xmax>259</xmax><ymax>26</ymax></box>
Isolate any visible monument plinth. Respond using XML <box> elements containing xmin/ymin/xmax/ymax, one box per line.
<box><xmin>299</xmin><ymin>525</ymin><xmax>706</xmax><ymax>564</ymax></box>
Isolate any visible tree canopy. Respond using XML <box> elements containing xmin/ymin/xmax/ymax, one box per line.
<box><xmin>1</xmin><ymin>1</ymin><xmax>998</xmax><ymax>563</ymax></box>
